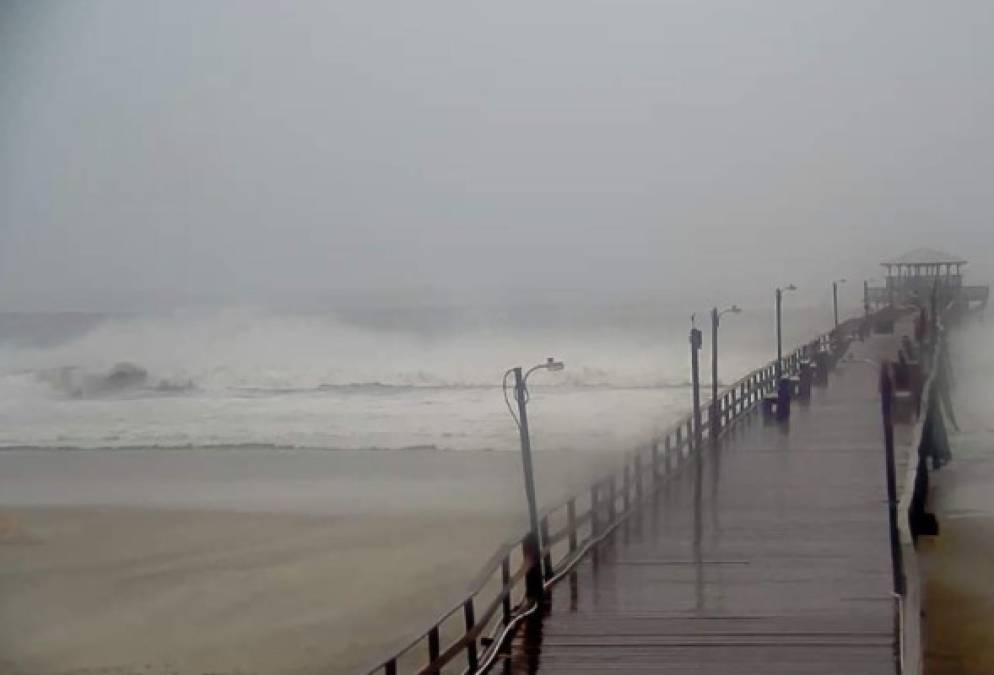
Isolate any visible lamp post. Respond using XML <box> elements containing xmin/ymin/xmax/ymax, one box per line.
<box><xmin>710</xmin><ymin>305</ymin><xmax>741</xmax><ymax>442</ymax></box>
<box><xmin>775</xmin><ymin>284</ymin><xmax>797</xmax><ymax>382</ymax></box>
<box><xmin>690</xmin><ymin>316</ymin><xmax>703</xmax><ymax>449</ymax></box>
<box><xmin>832</xmin><ymin>278</ymin><xmax>846</xmax><ymax>329</ymax></box>
<box><xmin>503</xmin><ymin>357</ymin><xmax>565</xmax><ymax>575</ymax></box>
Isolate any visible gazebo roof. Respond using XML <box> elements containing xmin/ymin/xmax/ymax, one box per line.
<box><xmin>881</xmin><ymin>248</ymin><xmax>967</xmax><ymax>266</ymax></box>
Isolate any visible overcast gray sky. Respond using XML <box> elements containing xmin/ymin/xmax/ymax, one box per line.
<box><xmin>1</xmin><ymin>0</ymin><xmax>992</xmax><ymax>311</ymax></box>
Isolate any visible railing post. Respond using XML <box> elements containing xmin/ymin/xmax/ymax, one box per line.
<box><xmin>500</xmin><ymin>556</ymin><xmax>512</xmax><ymax>624</ymax></box>
<box><xmin>651</xmin><ymin>441</ymin><xmax>660</xmax><ymax>487</ymax></box>
<box><xmin>674</xmin><ymin>427</ymin><xmax>682</xmax><ymax>464</ymax></box>
<box><xmin>428</xmin><ymin>626</ymin><xmax>440</xmax><ymax>674</ymax></box>
<box><xmin>463</xmin><ymin>599</ymin><xmax>479</xmax><ymax>670</ymax></box>
<box><xmin>622</xmin><ymin>464</ymin><xmax>631</xmax><ymax>513</ymax></box>
<box><xmin>590</xmin><ymin>484</ymin><xmax>600</xmax><ymax>537</ymax></box>
<box><xmin>730</xmin><ymin>390</ymin><xmax>737</xmax><ymax>422</ymax></box>
<box><xmin>385</xmin><ymin>659</ymin><xmax>397</xmax><ymax>675</ymax></box>
<box><xmin>607</xmin><ymin>476</ymin><xmax>617</xmax><ymax>523</ymax></box>
<box><xmin>540</xmin><ymin>516</ymin><xmax>553</xmax><ymax>580</ymax></box>
<box><xmin>634</xmin><ymin>453</ymin><xmax>643</xmax><ymax>502</ymax></box>
<box><xmin>567</xmin><ymin>498</ymin><xmax>578</xmax><ymax>552</ymax></box>
<box><xmin>523</xmin><ymin>533</ymin><xmax>544</xmax><ymax>602</ymax></box>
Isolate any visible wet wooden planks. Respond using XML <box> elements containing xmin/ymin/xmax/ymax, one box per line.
<box><xmin>505</xmin><ymin>331</ymin><xmax>903</xmax><ymax>674</ymax></box>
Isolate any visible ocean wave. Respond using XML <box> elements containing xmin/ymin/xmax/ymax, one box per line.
<box><xmin>0</xmin><ymin>307</ymin><xmax>742</xmax><ymax>396</ymax></box>
<box><xmin>32</xmin><ymin>363</ymin><xmax>196</xmax><ymax>398</ymax></box>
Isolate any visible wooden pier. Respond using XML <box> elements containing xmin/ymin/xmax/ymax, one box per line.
<box><xmin>360</xmin><ymin>253</ymin><xmax>986</xmax><ymax>675</ymax></box>
<box><xmin>503</xmin><ymin>327</ymin><xmax>905</xmax><ymax>674</ymax></box>
<box><xmin>365</xmin><ymin>291</ymin><xmax>967</xmax><ymax>675</ymax></box>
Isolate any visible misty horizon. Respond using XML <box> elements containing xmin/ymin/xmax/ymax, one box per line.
<box><xmin>3</xmin><ymin>1</ymin><xmax>993</xmax><ymax>313</ymax></box>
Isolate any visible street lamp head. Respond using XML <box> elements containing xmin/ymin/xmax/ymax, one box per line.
<box><xmin>785</xmin><ymin>284</ymin><xmax>797</xmax><ymax>291</ymax></box>
<box><xmin>716</xmin><ymin>304</ymin><xmax>741</xmax><ymax>321</ymax></box>
<box><xmin>544</xmin><ymin>357</ymin><xmax>565</xmax><ymax>372</ymax></box>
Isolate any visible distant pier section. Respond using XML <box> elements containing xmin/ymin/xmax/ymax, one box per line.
<box><xmin>866</xmin><ymin>248</ymin><xmax>989</xmax><ymax>311</ymax></box>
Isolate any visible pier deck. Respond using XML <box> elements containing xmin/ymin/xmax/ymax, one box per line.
<box><xmin>505</xmin><ymin>331</ymin><xmax>905</xmax><ymax>674</ymax></box>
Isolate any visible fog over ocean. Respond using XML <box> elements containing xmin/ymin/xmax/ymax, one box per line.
<box><xmin>0</xmin><ymin>300</ymin><xmax>838</xmax><ymax>453</ymax></box>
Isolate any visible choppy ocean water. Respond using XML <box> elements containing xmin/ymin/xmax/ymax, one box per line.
<box><xmin>0</xmin><ymin>302</ymin><xmax>833</xmax><ymax>452</ymax></box>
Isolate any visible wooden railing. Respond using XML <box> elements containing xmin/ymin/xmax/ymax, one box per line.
<box><xmin>364</xmin><ymin>330</ymin><xmax>843</xmax><ymax>675</ymax></box>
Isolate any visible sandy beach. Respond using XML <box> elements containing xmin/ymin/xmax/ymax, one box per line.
<box><xmin>921</xmin><ymin>435</ymin><xmax>994</xmax><ymax>675</ymax></box>
<box><xmin>0</xmin><ymin>506</ymin><xmax>516</xmax><ymax>675</ymax></box>
<box><xmin>0</xmin><ymin>448</ymin><xmax>610</xmax><ymax>675</ymax></box>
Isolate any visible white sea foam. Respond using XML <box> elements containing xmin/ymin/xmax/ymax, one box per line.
<box><xmin>0</xmin><ymin>304</ymin><xmax>819</xmax><ymax>450</ymax></box>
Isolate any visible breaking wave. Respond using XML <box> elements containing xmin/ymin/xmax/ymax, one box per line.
<box><xmin>0</xmin><ymin>307</ymin><xmax>734</xmax><ymax>398</ymax></box>
<box><xmin>0</xmin><ymin>305</ymin><xmax>775</xmax><ymax>450</ymax></box>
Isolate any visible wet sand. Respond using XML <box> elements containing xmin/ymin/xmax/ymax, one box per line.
<box><xmin>922</xmin><ymin>455</ymin><xmax>994</xmax><ymax>675</ymax></box>
<box><xmin>922</xmin><ymin>515</ymin><xmax>994</xmax><ymax>674</ymax></box>
<box><xmin>0</xmin><ymin>506</ymin><xmax>517</xmax><ymax>675</ymax></box>
<box><xmin>922</xmin><ymin>319</ymin><xmax>994</xmax><ymax>675</ymax></box>
<box><xmin>0</xmin><ymin>448</ymin><xmax>612</xmax><ymax>675</ymax></box>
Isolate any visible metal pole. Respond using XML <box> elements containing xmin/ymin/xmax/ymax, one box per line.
<box><xmin>931</xmin><ymin>279</ymin><xmax>939</xmax><ymax>346</ymax></box>
<box><xmin>863</xmin><ymin>280</ymin><xmax>870</xmax><ymax>317</ymax></box>
<box><xmin>711</xmin><ymin>308</ymin><xmax>719</xmax><ymax>442</ymax></box>
<box><xmin>513</xmin><ymin>367</ymin><xmax>541</xmax><ymax>551</ymax></box>
<box><xmin>775</xmin><ymin>288</ymin><xmax>783</xmax><ymax>382</ymax></box>
<box><xmin>833</xmin><ymin>281</ymin><xmax>839</xmax><ymax>329</ymax></box>
<box><xmin>690</xmin><ymin>326</ymin><xmax>703</xmax><ymax>450</ymax></box>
